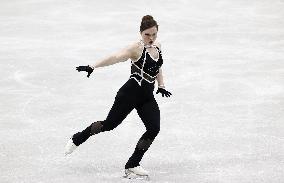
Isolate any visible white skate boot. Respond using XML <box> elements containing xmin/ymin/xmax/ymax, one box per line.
<box><xmin>64</xmin><ymin>138</ymin><xmax>78</xmax><ymax>156</ymax></box>
<box><xmin>124</xmin><ymin>166</ymin><xmax>150</xmax><ymax>180</ymax></box>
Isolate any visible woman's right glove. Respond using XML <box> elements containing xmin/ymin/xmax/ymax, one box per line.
<box><xmin>76</xmin><ymin>65</ymin><xmax>94</xmax><ymax>78</ymax></box>
<box><xmin>156</xmin><ymin>87</ymin><xmax>172</xmax><ymax>97</ymax></box>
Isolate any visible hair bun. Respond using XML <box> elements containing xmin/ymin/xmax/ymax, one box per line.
<box><xmin>142</xmin><ymin>15</ymin><xmax>154</xmax><ymax>22</ymax></box>
<box><xmin>140</xmin><ymin>15</ymin><xmax>158</xmax><ymax>32</ymax></box>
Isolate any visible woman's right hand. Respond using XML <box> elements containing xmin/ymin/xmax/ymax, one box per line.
<box><xmin>76</xmin><ymin>65</ymin><xmax>94</xmax><ymax>78</ymax></box>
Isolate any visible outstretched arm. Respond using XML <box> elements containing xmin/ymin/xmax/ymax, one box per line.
<box><xmin>90</xmin><ymin>45</ymin><xmax>135</xmax><ymax>69</ymax></box>
<box><xmin>76</xmin><ymin>43</ymin><xmax>139</xmax><ymax>78</ymax></box>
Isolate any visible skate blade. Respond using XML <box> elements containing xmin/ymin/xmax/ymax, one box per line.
<box><xmin>123</xmin><ymin>173</ymin><xmax>150</xmax><ymax>181</ymax></box>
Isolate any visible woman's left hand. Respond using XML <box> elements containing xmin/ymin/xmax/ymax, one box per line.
<box><xmin>156</xmin><ymin>88</ymin><xmax>172</xmax><ymax>97</ymax></box>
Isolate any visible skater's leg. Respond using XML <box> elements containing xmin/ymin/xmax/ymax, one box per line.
<box><xmin>125</xmin><ymin>98</ymin><xmax>160</xmax><ymax>169</ymax></box>
<box><xmin>101</xmin><ymin>92</ymin><xmax>136</xmax><ymax>132</ymax></box>
<box><xmin>72</xmin><ymin>87</ymin><xmax>136</xmax><ymax>146</ymax></box>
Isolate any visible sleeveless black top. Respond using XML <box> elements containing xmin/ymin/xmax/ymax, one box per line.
<box><xmin>130</xmin><ymin>45</ymin><xmax>163</xmax><ymax>85</ymax></box>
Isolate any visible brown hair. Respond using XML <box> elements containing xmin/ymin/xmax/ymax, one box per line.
<box><xmin>140</xmin><ymin>15</ymin><xmax>159</xmax><ymax>32</ymax></box>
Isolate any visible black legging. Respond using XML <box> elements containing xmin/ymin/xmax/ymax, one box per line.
<box><xmin>72</xmin><ymin>78</ymin><xmax>160</xmax><ymax>169</ymax></box>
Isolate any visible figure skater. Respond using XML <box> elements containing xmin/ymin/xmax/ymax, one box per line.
<box><xmin>65</xmin><ymin>15</ymin><xmax>172</xmax><ymax>179</ymax></box>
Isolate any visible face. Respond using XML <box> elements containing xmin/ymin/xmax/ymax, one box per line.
<box><xmin>140</xmin><ymin>26</ymin><xmax>158</xmax><ymax>46</ymax></box>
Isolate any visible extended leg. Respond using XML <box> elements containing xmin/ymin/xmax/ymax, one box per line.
<box><xmin>71</xmin><ymin>90</ymin><xmax>136</xmax><ymax>147</ymax></box>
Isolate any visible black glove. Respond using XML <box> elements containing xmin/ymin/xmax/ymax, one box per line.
<box><xmin>156</xmin><ymin>87</ymin><xmax>172</xmax><ymax>97</ymax></box>
<box><xmin>76</xmin><ymin>65</ymin><xmax>94</xmax><ymax>78</ymax></box>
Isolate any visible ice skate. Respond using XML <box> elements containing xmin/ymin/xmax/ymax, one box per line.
<box><xmin>64</xmin><ymin>138</ymin><xmax>78</xmax><ymax>156</ymax></box>
<box><xmin>123</xmin><ymin>166</ymin><xmax>150</xmax><ymax>180</ymax></box>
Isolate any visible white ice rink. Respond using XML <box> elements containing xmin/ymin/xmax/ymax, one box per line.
<box><xmin>1</xmin><ymin>0</ymin><xmax>284</xmax><ymax>182</ymax></box>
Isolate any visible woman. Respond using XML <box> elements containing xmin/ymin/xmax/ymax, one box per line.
<box><xmin>65</xmin><ymin>15</ymin><xmax>172</xmax><ymax>178</ymax></box>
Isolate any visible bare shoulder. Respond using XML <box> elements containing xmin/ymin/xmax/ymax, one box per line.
<box><xmin>127</xmin><ymin>42</ymin><xmax>143</xmax><ymax>60</ymax></box>
<box><xmin>127</xmin><ymin>42</ymin><xmax>142</xmax><ymax>51</ymax></box>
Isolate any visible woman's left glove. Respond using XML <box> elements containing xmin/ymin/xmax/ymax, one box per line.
<box><xmin>156</xmin><ymin>88</ymin><xmax>172</xmax><ymax>97</ymax></box>
<box><xmin>76</xmin><ymin>65</ymin><xmax>94</xmax><ymax>78</ymax></box>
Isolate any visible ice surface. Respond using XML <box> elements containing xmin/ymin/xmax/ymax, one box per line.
<box><xmin>0</xmin><ymin>0</ymin><xmax>284</xmax><ymax>182</ymax></box>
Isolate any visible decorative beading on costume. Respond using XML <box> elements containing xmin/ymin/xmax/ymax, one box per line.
<box><xmin>130</xmin><ymin>42</ymin><xmax>163</xmax><ymax>85</ymax></box>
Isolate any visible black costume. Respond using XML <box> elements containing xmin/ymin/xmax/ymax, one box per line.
<box><xmin>74</xmin><ymin>44</ymin><xmax>171</xmax><ymax>169</ymax></box>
